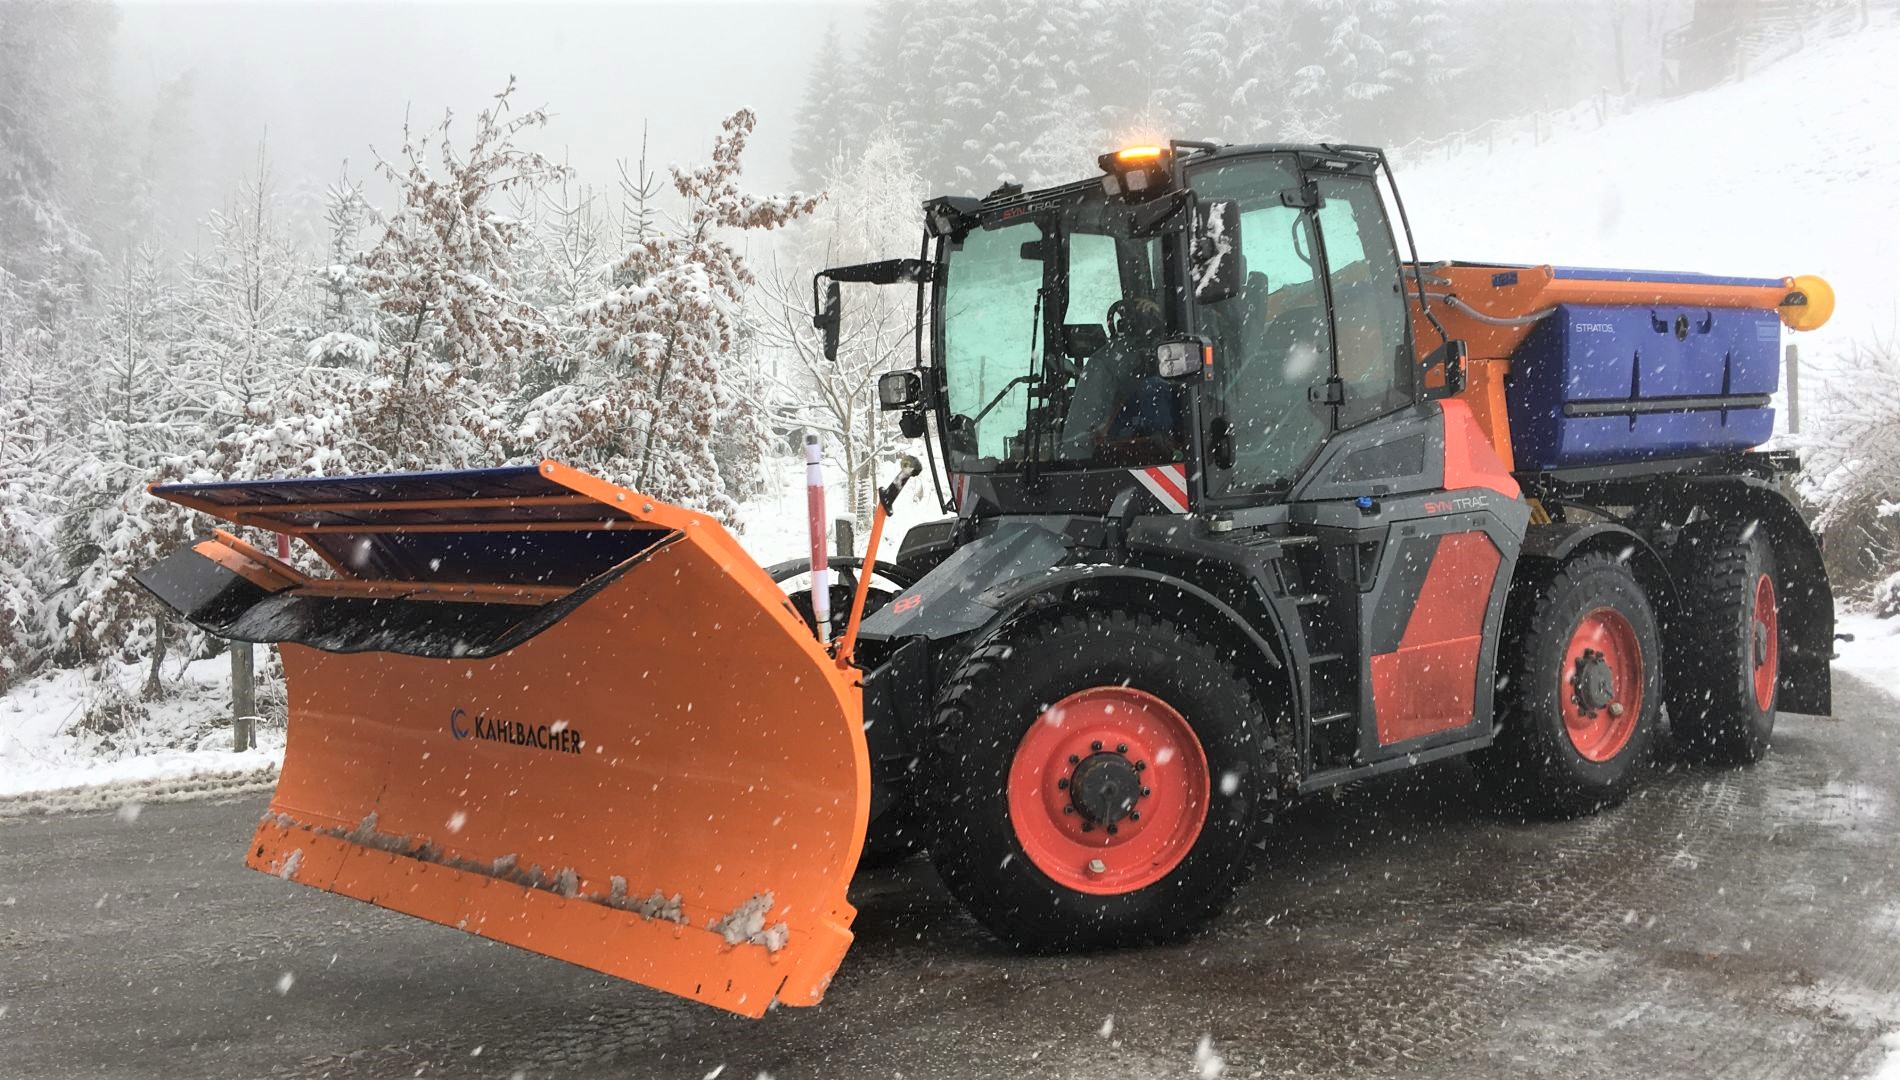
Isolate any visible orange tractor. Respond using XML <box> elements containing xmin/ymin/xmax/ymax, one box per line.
<box><xmin>138</xmin><ymin>142</ymin><xmax>1835</xmax><ymax>1017</ymax></box>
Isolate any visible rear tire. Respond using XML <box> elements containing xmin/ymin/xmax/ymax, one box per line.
<box><xmin>1480</xmin><ymin>553</ymin><xmax>1661</xmax><ymax>817</ymax></box>
<box><xmin>923</xmin><ymin>610</ymin><xmax>1271</xmax><ymax>951</ymax></box>
<box><xmin>1668</xmin><ymin>522</ymin><xmax>1780</xmax><ymax>765</ymax></box>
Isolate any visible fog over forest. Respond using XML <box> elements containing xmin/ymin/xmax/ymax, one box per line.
<box><xmin>110</xmin><ymin>1</ymin><xmax>858</xmax><ymax>247</ymax></box>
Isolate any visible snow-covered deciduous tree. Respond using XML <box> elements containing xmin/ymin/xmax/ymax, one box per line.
<box><xmin>519</xmin><ymin>109</ymin><xmax>817</xmax><ymax>524</ymax></box>
<box><xmin>749</xmin><ymin>128</ymin><xmax>924</xmax><ymax>530</ymax></box>
<box><xmin>352</xmin><ymin>77</ymin><xmax>565</xmax><ymax>469</ymax></box>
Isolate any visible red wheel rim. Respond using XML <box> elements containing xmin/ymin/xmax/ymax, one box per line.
<box><xmin>1006</xmin><ymin>686</ymin><xmax>1210</xmax><ymax>895</ymax></box>
<box><xmin>1559</xmin><ymin>608</ymin><xmax>1644</xmax><ymax>762</ymax></box>
<box><xmin>1752</xmin><ymin>573</ymin><xmax>1779</xmax><ymax>711</ymax></box>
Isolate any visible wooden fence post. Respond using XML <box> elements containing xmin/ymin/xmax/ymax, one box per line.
<box><xmin>232</xmin><ymin>641</ymin><xmax>256</xmax><ymax>752</ymax></box>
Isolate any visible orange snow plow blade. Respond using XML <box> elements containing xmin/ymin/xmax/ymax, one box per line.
<box><xmin>135</xmin><ymin>461</ymin><xmax>867</xmax><ymax>1017</ymax></box>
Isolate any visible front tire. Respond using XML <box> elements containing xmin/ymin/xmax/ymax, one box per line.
<box><xmin>923</xmin><ymin>610</ymin><xmax>1272</xmax><ymax>951</ymax></box>
<box><xmin>1481</xmin><ymin>553</ymin><xmax>1661</xmax><ymax>817</ymax></box>
<box><xmin>1668</xmin><ymin>522</ymin><xmax>1780</xmax><ymax>764</ymax></box>
<box><xmin>767</xmin><ymin>557</ymin><xmax>919</xmax><ymax>867</ymax></box>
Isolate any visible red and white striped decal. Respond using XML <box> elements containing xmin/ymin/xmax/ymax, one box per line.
<box><xmin>951</xmin><ymin>472</ymin><xmax>974</xmax><ymax>515</ymax></box>
<box><xmin>1129</xmin><ymin>464</ymin><xmax>1190</xmax><ymax>514</ymax></box>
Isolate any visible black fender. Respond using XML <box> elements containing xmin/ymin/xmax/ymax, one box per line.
<box><xmin>762</xmin><ymin>555</ymin><xmax>922</xmax><ymax>590</ymax></box>
<box><xmin>923</xmin><ymin>564</ymin><xmax>1293</xmax><ymax>755</ymax></box>
<box><xmin>980</xmin><ymin>564</ymin><xmax>1285</xmax><ymax>676</ymax></box>
<box><xmin>1518</xmin><ymin>521</ymin><xmax>1679</xmax><ymax>616</ymax></box>
<box><xmin>1663</xmin><ymin>476</ymin><xmax>1833</xmax><ymax>716</ymax></box>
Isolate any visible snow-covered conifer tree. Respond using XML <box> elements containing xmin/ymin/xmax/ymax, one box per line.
<box><xmin>177</xmin><ymin>147</ymin><xmax>308</xmax><ymax>437</ymax></box>
<box><xmin>790</xmin><ymin>22</ymin><xmax>855</xmax><ymax>194</ymax></box>
<box><xmin>58</xmin><ymin>246</ymin><xmax>200</xmax><ymax>691</ymax></box>
<box><xmin>308</xmin><ymin>164</ymin><xmax>379</xmax><ymax>369</ymax></box>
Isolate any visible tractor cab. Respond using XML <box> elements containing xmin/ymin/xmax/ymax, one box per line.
<box><xmin>818</xmin><ymin>142</ymin><xmax>1441</xmax><ymax>521</ymax></box>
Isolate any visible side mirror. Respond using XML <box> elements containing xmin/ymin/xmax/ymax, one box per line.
<box><xmin>1421</xmin><ymin>338</ymin><xmax>1468</xmax><ymax>398</ymax></box>
<box><xmin>1155</xmin><ymin>336</ymin><xmax>1208</xmax><ymax>379</ymax></box>
<box><xmin>813</xmin><ymin>278</ymin><xmax>842</xmax><ymax>362</ymax></box>
<box><xmin>1191</xmin><ymin>200</ymin><xmax>1242</xmax><ymax>305</ymax></box>
<box><xmin>877</xmin><ymin>369</ymin><xmax>923</xmax><ymax>411</ymax></box>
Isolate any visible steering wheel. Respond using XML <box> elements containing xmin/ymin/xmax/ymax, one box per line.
<box><xmin>1107</xmin><ymin>297</ymin><xmax>1163</xmax><ymax>339</ymax></box>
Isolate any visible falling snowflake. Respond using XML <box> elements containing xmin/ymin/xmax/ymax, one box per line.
<box><xmin>1195</xmin><ymin>1035</ymin><xmax>1225</xmax><ymax>1080</ymax></box>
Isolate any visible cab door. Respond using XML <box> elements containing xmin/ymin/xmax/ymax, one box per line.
<box><xmin>1291</xmin><ymin>170</ymin><xmax>1529</xmax><ymax>763</ymax></box>
<box><xmin>1189</xmin><ymin>153</ymin><xmax>1337</xmax><ymax>501</ymax></box>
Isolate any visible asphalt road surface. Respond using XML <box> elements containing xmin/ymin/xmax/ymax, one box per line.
<box><xmin>5</xmin><ymin>673</ymin><xmax>1899</xmax><ymax>1080</ymax></box>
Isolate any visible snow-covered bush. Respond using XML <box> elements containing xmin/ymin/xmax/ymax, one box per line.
<box><xmin>1801</xmin><ymin>333</ymin><xmax>1900</xmax><ymax>602</ymax></box>
<box><xmin>1874</xmin><ymin>570</ymin><xmax>1900</xmax><ymax>620</ymax></box>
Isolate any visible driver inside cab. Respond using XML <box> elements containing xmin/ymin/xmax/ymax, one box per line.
<box><xmin>1057</xmin><ymin>296</ymin><xmax>1181</xmax><ymax>465</ymax></box>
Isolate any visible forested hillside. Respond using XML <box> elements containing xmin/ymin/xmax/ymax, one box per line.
<box><xmin>787</xmin><ymin>0</ymin><xmax>1680</xmax><ymax>193</ymax></box>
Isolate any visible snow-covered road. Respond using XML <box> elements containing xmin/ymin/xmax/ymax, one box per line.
<box><xmin>3</xmin><ymin>674</ymin><xmax>1897</xmax><ymax>1079</ymax></box>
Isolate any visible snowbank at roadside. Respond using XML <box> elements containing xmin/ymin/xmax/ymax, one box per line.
<box><xmin>1834</xmin><ymin>611</ymin><xmax>1900</xmax><ymax>697</ymax></box>
<box><xmin>0</xmin><ymin>656</ymin><xmax>284</xmax><ymax>802</ymax></box>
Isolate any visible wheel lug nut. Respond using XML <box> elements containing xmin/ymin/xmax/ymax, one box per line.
<box><xmin>1116</xmin><ymin>743</ymin><xmax>1128</xmax><ymax>754</ymax></box>
<box><xmin>1091</xmin><ymin>740</ymin><xmax>1103</xmax><ymax>752</ymax></box>
<box><xmin>1140</xmin><ymin>787</ymin><xmax>1151</xmax><ymax>797</ymax></box>
<box><xmin>1069</xmin><ymin>754</ymin><xmax>1080</xmax><ymax>765</ymax></box>
<box><xmin>1129</xmin><ymin>811</ymin><xmax>1140</xmax><ymax>821</ymax></box>
<box><xmin>1057</xmin><ymin>777</ymin><xmax>1069</xmax><ymax>789</ymax></box>
<box><xmin>1063</xmin><ymin>805</ymin><xmax>1075</xmax><ymax>815</ymax></box>
<box><xmin>1106</xmin><ymin>824</ymin><xmax>1118</xmax><ymax>835</ymax></box>
<box><xmin>1081</xmin><ymin>821</ymin><xmax>1093</xmax><ymax>832</ymax></box>
<box><xmin>1134</xmin><ymin>761</ymin><xmax>1146</xmax><ymax>772</ymax></box>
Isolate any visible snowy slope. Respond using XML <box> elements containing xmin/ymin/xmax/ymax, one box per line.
<box><xmin>1397</xmin><ymin>23</ymin><xmax>1900</xmax><ymax>376</ymax></box>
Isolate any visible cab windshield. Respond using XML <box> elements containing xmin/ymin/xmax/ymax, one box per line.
<box><xmin>936</xmin><ymin>192</ymin><xmax>1177</xmax><ymax>473</ymax></box>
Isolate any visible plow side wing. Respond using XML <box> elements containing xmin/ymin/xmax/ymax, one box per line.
<box><xmin>137</xmin><ymin>461</ymin><xmax>867</xmax><ymax>1017</ymax></box>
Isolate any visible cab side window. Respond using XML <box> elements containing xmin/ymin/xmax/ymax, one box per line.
<box><xmin>1191</xmin><ymin>156</ymin><xmax>1334</xmax><ymax>494</ymax></box>
<box><xmin>1315</xmin><ymin>177</ymin><xmax>1414</xmax><ymax>426</ymax></box>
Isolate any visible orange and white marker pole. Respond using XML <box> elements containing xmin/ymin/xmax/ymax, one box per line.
<box><xmin>805</xmin><ymin>433</ymin><xmax>831</xmax><ymax>643</ymax></box>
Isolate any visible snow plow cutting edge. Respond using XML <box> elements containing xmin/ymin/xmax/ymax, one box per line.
<box><xmin>135</xmin><ymin>460</ymin><xmax>868</xmax><ymax>1017</ymax></box>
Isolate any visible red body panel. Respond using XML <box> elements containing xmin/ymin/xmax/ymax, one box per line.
<box><xmin>1369</xmin><ymin>531</ymin><xmax>1504</xmax><ymax>746</ymax></box>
